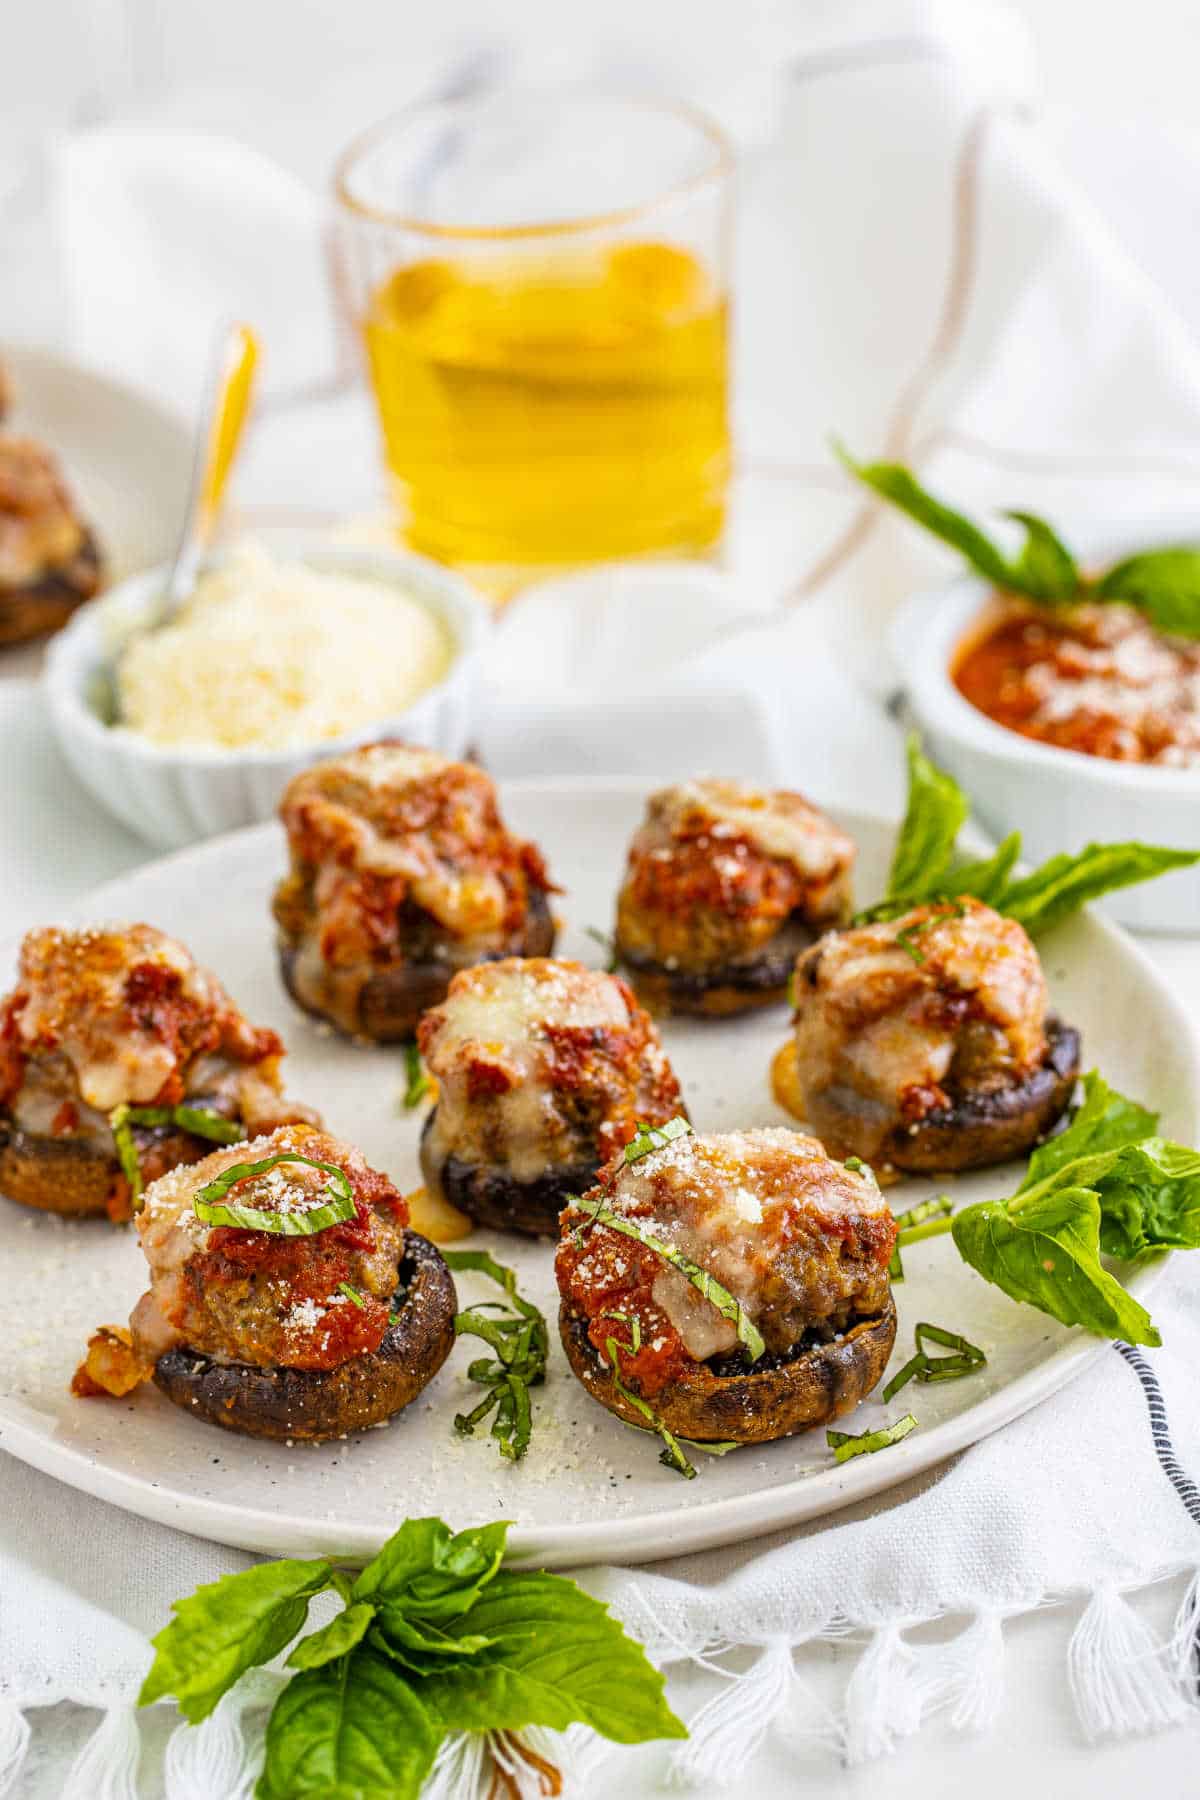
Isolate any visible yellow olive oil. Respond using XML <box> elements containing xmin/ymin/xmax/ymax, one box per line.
<box><xmin>364</xmin><ymin>240</ymin><xmax>730</xmax><ymax>578</ymax></box>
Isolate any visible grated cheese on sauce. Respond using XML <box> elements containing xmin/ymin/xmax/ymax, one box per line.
<box><xmin>116</xmin><ymin>546</ymin><xmax>454</xmax><ymax>751</ymax></box>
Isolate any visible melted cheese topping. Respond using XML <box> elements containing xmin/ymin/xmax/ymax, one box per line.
<box><xmin>425</xmin><ymin>958</ymin><xmax>630</xmax><ymax>1061</ymax></box>
<box><xmin>13</xmin><ymin>924</ymin><xmax>223</xmax><ymax>1112</ymax></box>
<box><xmin>653</xmin><ymin>779</ymin><xmax>855</xmax><ymax>880</ymax></box>
<box><xmin>792</xmin><ymin>898</ymin><xmax>1047</xmax><ymax>1154</ymax></box>
<box><xmin>421</xmin><ymin>958</ymin><xmax>654</xmax><ymax>1181</ymax></box>
<box><xmin>600</xmin><ymin>1127</ymin><xmax>889</xmax><ymax>1358</ymax></box>
<box><xmin>281</xmin><ymin>747</ymin><xmax>523</xmax><ymax>939</ymax></box>
<box><xmin>137</xmin><ymin>1125</ymin><xmax>347</xmax><ymax>1263</ymax></box>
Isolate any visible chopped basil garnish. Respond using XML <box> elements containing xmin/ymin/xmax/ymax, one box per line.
<box><xmin>882</xmin><ymin>1321</ymin><xmax>987</xmax><ymax>1401</ymax></box>
<box><xmin>572</xmin><ymin>1193</ymin><xmax>765</xmax><ymax>1364</ymax></box>
<box><xmin>443</xmin><ymin>1250</ymin><xmax>548</xmax><ymax>1462</ymax></box>
<box><xmin>338</xmin><ymin>1282</ymin><xmax>365</xmax><ymax>1309</ymax></box>
<box><xmin>192</xmin><ymin>1153</ymin><xmax>356</xmax><ymax>1236</ymax></box>
<box><xmin>892</xmin><ymin>1194</ymin><xmax>954</xmax><ymax>1233</ymax></box>
<box><xmin>109</xmin><ymin>1101</ymin><xmax>245</xmax><ymax>1213</ymax></box>
<box><xmin>604</xmin><ymin>1336</ymin><xmax>697</xmax><ymax>1479</ymax></box>
<box><xmin>623</xmin><ymin>1116</ymin><xmax>693</xmax><ymax>1165</ymax></box>
<box><xmin>601</xmin><ymin>1310</ymin><xmax>643</xmax><ymax>1354</ymax></box>
<box><xmin>109</xmin><ymin>1105</ymin><xmax>144</xmax><ymax>1211</ymax></box>
<box><xmin>402</xmin><ymin>1043</ymin><xmax>431</xmax><ymax>1110</ymax></box>
<box><xmin>827</xmin><ymin>1413</ymin><xmax>917</xmax><ymax>1463</ymax></box>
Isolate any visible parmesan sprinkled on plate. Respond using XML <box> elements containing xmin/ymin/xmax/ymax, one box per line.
<box><xmin>116</xmin><ymin>547</ymin><xmax>454</xmax><ymax>751</ymax></box>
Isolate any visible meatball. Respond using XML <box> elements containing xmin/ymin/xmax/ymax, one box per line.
<box><xmin>418</xmin><ymin>957</ymin><xmax>686</xmax><ymax>1234</ymax></box>
<box><xmin>787</xmin><ymin>897</ymin><xmax>1080</xmax><ymax>1172</ymax></box>
<box><xmin>0</xmin><ymin>436</ymin><xmax>103</xmax><ymax>644</ymax></box>
<box><xmin>556</xmin><ymin>1126</ymin><xmax>896</xmax><ymax>1398</ymax></box>
<box><xmin>0</xmin><ymin>924</ymin><xmax>312</xmax><ymax>1220</ymax></box>
<box><xmin>614</xmin><ymin>779</ymin><xmax>855</xmax><ymax>1015</ymax></box>
<box><xmin>130</xmin><ymin>1126</ymin><xmax>407</xmax><ymax>1372</ymax></box>
<box><xmin>273</xmin><ymin>744</ymin><xmax>557</xmax><ymax>1041</ymax></box>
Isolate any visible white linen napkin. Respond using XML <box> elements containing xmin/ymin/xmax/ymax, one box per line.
<box><xmin>9</xmin><ymin>0</ymin><xmax>1200</xmax><ymax>1792</ymax></box>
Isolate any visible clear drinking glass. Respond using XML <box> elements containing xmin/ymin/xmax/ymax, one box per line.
<box><xmin>333</xmin><ymin>93</ymin><xmax>733</xmax><ymax>594</ymax></box>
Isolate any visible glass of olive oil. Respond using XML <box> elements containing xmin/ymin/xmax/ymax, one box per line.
<box><xmin>333</xmin><ymin>95</ymin><xmax>732</xmax><ymax>594</ymax></box>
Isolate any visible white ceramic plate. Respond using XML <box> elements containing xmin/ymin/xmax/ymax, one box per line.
<box><xmin>0</xmin><ymin>779</ymin><xmax>1193</xmax><ymax>1568</ymax></box>
<box><xmin>2</xmin><ymin>346</ymin><xmax>192</xmax><ymax>588</ymax></box>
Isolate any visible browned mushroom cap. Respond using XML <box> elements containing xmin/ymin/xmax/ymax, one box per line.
<box><xmin>0</xmin><ymin>529</ymin><xmax>103</xmax><ymax>647</ymax></box>
<box><xmin>559</xmin><ymin>1293</ymin><xmax>897</xmax><ymax>1446</ymax></box>
<box><xmin>277</xmin><ymin>890</ymin><xmax>557</xmax><ymax>1043</ymax></box>
<box><xmin>0</xmin><ymin>1114</ymin><xmax>228</xmax><ymax>1222</ymax></box>
<box><xmin>419</xmin><ymin>1111</ymin><xmax>596</xmax><ymax>1238</ymax></box>
<box><xmin>152</xmin><ymin>1230</ymin><xmax>457</xmax><ymax>1442</ymax></box>
<box><xmin>810</xmin><ymin>1017</ymin><xmax>1082</xmax><ymax>1177</ymax></box>
<box><xmin>619</xmin><ymin>917</ymin><xmax>817</xmax><ymax>1019</ymax></box>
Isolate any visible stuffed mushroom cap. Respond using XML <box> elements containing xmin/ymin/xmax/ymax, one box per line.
<box><xmin>419</xmin><ymin>957</ymin><xmax>685</xmax><ymax>1182</ymax></box>
<box><xmin>0</xmin><ymin>924</ymin><xmax>307</xmax><ymax>1219</ymax></box>
<box><xmin>556</xmin><ymin>1125</ymin><xmax>897</xmax><ymax>1402</ymax></box>
<box><xmin>0</xmin><ymin>436</ymin><xmax>103</xmax><ymax>644</ymax></box>
<box><xmin>129</xmin><ymin>1124</ymin><xmax>412</xmax><ymax>1373</ymax></box>
<box><xmin>613</xmin><ymin>780</ymin><xmax>855</xmax><ymax>1011</ymax></box>
<box><xmin>273</xmin><ymin>743</ymin><xmax>556</xmax><ymax>1039</ymax></box>
<box><xmin>789</xmin><ymin>896</ymin><xmax>1077</xmax><ymax>1170</ymax></box>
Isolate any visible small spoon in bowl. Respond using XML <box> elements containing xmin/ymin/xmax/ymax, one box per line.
<box><xmin>156</xmin><ymin>320</ymin><xmax>259</xmax><ymax>627</ymax></box>
<box><xmin>97</xmin><ymin>322</ymin><xmax>258</xmax><ymax>724</ymax></box>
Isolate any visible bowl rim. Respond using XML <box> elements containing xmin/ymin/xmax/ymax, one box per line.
<box><xmin>42</xmin><ymin>538</ymin><xmax>490</xmax><ymax>769</ymax></box>
<box><xmin>892</xmin><ymin>568</ymin><xmax>1200</xmax><ymax>793</ymax></box>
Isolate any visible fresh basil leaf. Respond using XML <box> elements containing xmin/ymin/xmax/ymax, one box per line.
<box><xmin>836</xmin><ymin>446</ymin><xmax>1016</xmax><ymax>588</ymax></box>
<box><xmin>887</xmin><ymin>735</ymin><xmax>970</xmax><ymax>901</ymax></box>
<box><xmin>1005</xmin><ymin>511</ymin><xmax>1079</xmax><ymax>602</ymax></box>
<box><xmin>1096</xmin><ymin>545</ymin><xmax>1200</xmax><ymax>637</ymax></box>
<box><xmin>366</xmin><ymin>1616</ymin><xmax>495</xmax><ymax>1674</ymax></box>
<box><xmin>352</xmin><ymin>1518</ymin><xmax>507</xmax><ymax>1623</ymax></box>
<box><xmin>995</xmin><ymin>843</ymin><xmax>1200</xmax><ymax>937</ymax></box>
<box><xmin>1091</xmin><ymin>1139</ymin><xmax>1200</xmax><ymax>1261</ymax></box>
<box><xmin>415</xmin><ymin>1570</ymin><xmax>687</xmax><ymax>1744</ymax></box>
<box><xmin>286</xmin><ymin>1602</ymin><xmax>376</xmax><ymax>1671</ymax></box>
<box><xmin>1018</xmin><ymin>1070</ymin><xmax>1158</xmax><ymax>1194</ymax></box>
<box><xmin>948</xmin><ymin>832</ymin><xmax>1022</xmax><ymax>907</ymax></box>
<box><xmin>140</xmin><ymin>1558</ymin><xmax>332</xmax><ymax>1723</ymax></box>
<box><xmin>951</xmin><ymin>1186</ymin><xmax>1160</xmax><ymax>1345</ymax></box>
<box><xmin>257</xmin><ymin>1647</ymin><xmax>442</xmax><ymax>1800</ymax></box>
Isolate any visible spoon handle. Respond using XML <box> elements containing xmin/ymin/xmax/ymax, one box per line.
<box><xmin>163</xmin><ymin>323</ymin><xmax>259</xmax><ymax>616</ymax></box>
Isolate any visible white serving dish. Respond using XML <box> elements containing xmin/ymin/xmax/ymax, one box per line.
<box><xmin>43</xmin><ymin>541</ymin><xmax>490</xmax><ymax>850</ymax></box>
<box><xmin>892</xmin><ymin>570</ymin><xmax>1200</xmax><ymax>934</ymax></box>
<box><xmin>0</xmin><ymin>781</ymin><xmax>1189</xmax><ymax>1565</ymax></box>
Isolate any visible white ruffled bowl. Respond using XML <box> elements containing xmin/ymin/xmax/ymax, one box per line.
<box><xmin>892</xmin><ymin>572</ymin><xmax>1200</xmax><ymax>935</ymax></box>
<box><xmin>44</xmin><ymin>541</ymin><xmax>489</xmax><ymax>850</ymax></box>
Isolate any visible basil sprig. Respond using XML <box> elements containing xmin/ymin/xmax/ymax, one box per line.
<box><xmin>572</xmin><ymin>1192</ymin><xmax>766</xmax><ymax>1364</ymax></box>
<box><xmin>861</xmin><ymin>737</ymin><xmax>1200</xmax><ymax>932</ymax></box>
<box><xmin>839</xmin><ymin>444</ymin><xmax>1200</xmax><ymax>634</ymax></box>
<box><xmin>894</xmin><ymin>1072</ymin><xmax>1200</xmax><ymax>1345</ymax></box>
<box><xmin>109</xmin><ymin>1102</ymin><xmax>245</xmax><ymax>1211</ymax></box>
<box><xmin>442</xmin><ymin>1250</ymin><xmax>548</xmax><ymax>1461</ymax></box>
<box><xmin>140</xmin><ymin>1514</ymin><xmax>686</xmax><ymax>1798</ymax></box>
<box><xmin>191</xmin><ymin>1153</ymin><xmax>356</xmax><ymax>1236</ymax></box>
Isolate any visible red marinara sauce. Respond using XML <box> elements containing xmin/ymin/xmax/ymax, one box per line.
<box><xmin>952</xmin><ymin>600</ymin><xmax>1200</xmax><ymax>766</ymax></box>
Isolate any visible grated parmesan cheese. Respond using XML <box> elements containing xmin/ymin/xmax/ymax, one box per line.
<box><xmin>116</xmin><ymin>546</ymin><xmax>454</xmax><ymax>751</ymax></box>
